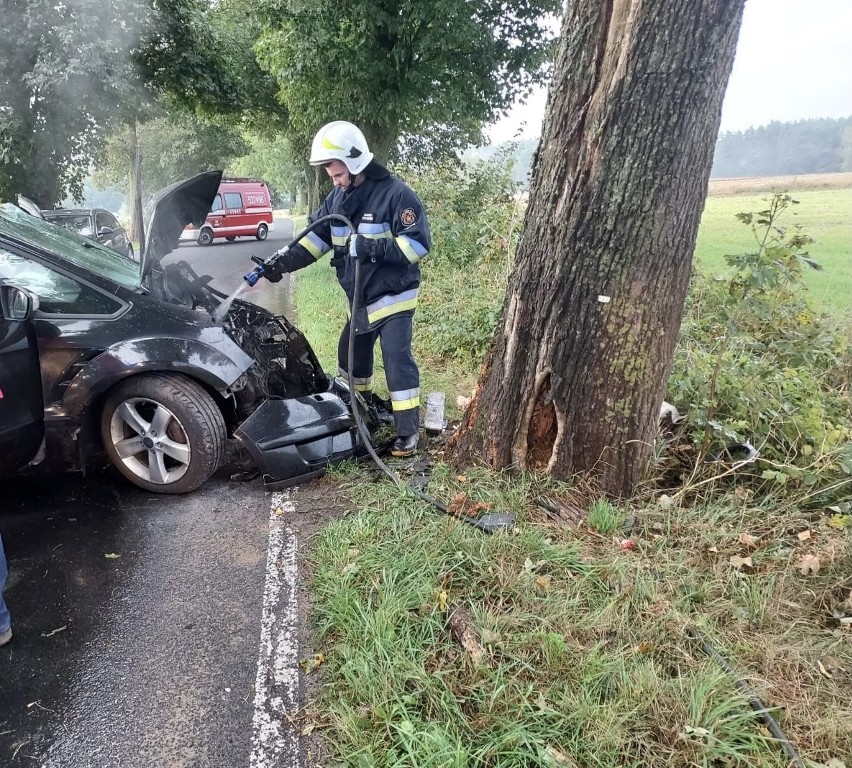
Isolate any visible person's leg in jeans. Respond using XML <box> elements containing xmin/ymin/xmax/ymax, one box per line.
<box><xmin>0</xmin><ymin>532</ymin><xmax>12</xmax><ymax>645</ymax></box>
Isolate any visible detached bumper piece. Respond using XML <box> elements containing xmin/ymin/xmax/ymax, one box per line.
<box><xmin>235</xmin><ymin>392</ymin><xmax>365</xmax><ymax>490</ymax></box>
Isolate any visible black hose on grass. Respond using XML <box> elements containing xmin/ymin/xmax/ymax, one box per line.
<box><xmin>686</xmin><ymin>627</ymin><xmax>805</xmax><ymax>768</ymax></box>
<box><xmin>295</xmin><ymin>214</ymin><xmax>514</xmax><ymax>533</ymax></box>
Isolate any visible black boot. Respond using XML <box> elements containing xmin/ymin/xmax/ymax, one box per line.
<box><xmin>391</xmin><ymin>433</ymin><xmax>419</xmax><ymax>457</ymax></box>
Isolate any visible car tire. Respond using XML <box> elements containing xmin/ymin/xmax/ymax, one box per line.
<box><xmin>198</xmin><ymin>228</ymin><xmax>214</xmax><ymax>246</ymax></box>
<box><xmin>225</xmin><ymin>236</ymin><xmax>236</xmax><ymax>242</ymax></box>
<box><xmin>127</xmin><ymin>243</ymin><xmax>135</xmax><ymax>261</ymax></box>
<box><xmin>256</xmin><ymin>223</ymin><xmax>268</xmax><ymax>241</ymax></box>
<box><xmin>100</xmin><ymin>373</ymin><xmax>226</xmax><ymax>494</ymax></box>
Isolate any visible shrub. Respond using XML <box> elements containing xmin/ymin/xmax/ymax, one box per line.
<box><xmin>667</xmin><ymin>194</ymin><xmax>852</xmax><ymax>493</ymax></box>
<box><xmin>403</xmin><ymin>154</ymin><xmax>523</xmax><ymax>367</ymax></box>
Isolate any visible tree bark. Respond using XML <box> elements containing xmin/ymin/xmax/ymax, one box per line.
<box><xmin>449</xmin><ymin>0</ymin><xmax>745</xmax><ymax>497</ymax></box>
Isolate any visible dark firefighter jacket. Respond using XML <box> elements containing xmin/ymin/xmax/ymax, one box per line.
<box><xmin>276</xmin><ymin>162</ymin><xmax>431</xmax><ymax>334</ymax></box>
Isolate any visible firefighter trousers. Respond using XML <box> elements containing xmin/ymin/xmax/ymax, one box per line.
<box><xmin>337</xmin><ymin>313</ymin><xmax>420</xmax><ymax>437</ymax></box>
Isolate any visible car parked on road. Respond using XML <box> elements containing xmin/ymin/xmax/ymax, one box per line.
<box><xmin>0</xmin><ymin>171</ymin><xmax>367</xmax><ymax>494</ymax></box>
<box><xmin>41</xmin><ymin>208</ymin><xmax>135</xmax><ymax>261</ymax></box>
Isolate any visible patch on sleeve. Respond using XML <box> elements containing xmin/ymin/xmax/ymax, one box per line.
<box><xmin>399</xmin><ymin>208</ymin><xmax>417</xmax><ymax>228</ymax></box>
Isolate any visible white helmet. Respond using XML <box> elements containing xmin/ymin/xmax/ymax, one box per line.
<box><xmin>309</xmin><ymin>121</ymin><xmax>374</xmax><ymax>175</ymax></box>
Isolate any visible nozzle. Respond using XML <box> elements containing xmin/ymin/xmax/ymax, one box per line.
<box><xmin>243</xmin><ymin>265</ymin><xmax>265</xmax><ymax>287</ymax></box>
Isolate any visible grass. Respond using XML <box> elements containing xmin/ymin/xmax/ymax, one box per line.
<box><xmin>289</xmin><ymin>184</ymin><xmax>852</xmax><ymax>767</ymax></box>
<box><xmin>301</xmin><ymin>466</ymin><xmax>852</xmax><ymax>767</ymax></box>
<box><xmin>695</xmin><ymin>188</ymin><xmax>852</xmax><ymax>312</ymax></box>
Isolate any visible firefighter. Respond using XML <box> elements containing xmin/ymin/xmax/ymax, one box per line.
<box><xmin>264</xmin><ymin>121</ymin><xmax>431</xmax><ymax>457</ymax></box>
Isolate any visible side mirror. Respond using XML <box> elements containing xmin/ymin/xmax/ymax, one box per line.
<box><xmin>0</xmin><ymin>285</ymin><xmax>39</xmax><ymax>321</ymax></box>
<box><xmin>98</xmin><ymin>225</ymin><xmax>114</xmax><ymax>236</ymax></box>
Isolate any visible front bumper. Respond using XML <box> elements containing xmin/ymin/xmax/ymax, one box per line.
<box><xmin>234</xmin><ymin>391</ymin><xmax>366</xmax><ymax>490</ymax></box>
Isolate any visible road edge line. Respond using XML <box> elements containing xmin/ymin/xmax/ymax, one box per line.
<box><xmin>249</xmin><ymin>490</ymin><xmax>300</xmax><ymax>768</ymax></box>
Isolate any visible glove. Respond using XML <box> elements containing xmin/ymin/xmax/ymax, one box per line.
<box><xmin>262</xmin><ymin>250</ymin><xmax>288</xmax><ymax>283</ymax></box>
<box><xmin>263</xmin><ymin>254</ymin><xmax>284</xmax><ymax>283</ymax></box>
<box><xmin>348</xmin><ymin>235</ymin><xmax>381</xmax><ymax>261</ymax></box>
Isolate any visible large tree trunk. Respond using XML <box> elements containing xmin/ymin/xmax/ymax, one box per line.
<box><xmin>450</xmin><ymin>0</ymin><xmax>745</xmax><ymax>497</ymax></box>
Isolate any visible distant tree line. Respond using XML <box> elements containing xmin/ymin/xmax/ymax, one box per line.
<box><xmin>477</xmin><ymin>116</ymin><xmax>852</xmax><ymax>186</ymax></box>
<box><xmin>711</xmin><ymin>116</ymin><xmax>852</xmax><ymax>177</ymax></box>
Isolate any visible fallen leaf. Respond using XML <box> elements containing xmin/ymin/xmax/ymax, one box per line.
<box><xmin>797</xmin><ymin>553</ymin><xmax>820</xmax><ymax>576</ymax></box>
<box><xmin>797</xmin><ymin>530</ymin><xmax>812</xmax><ymax>541</ymax></box>
<box><xmin>535</xmin><ymin>575</ymin><xmax>551</xmax><ymax>594</ymax></box>
<box><xmin>828</xmin><ymin>514</ymin><xmax>852</xmax><ymax>530</ymax></box>
<box><xmin>827</xmin><ymin>505</ymin><xmax>843</xmax><ymax>513</ymax></box>
<box><xmin>456</xmin><ymin>395</ymin><xmax>472</xmax><ymax>410</ymax></box>
<box><xmin>543</xmin><ymin>744</ymin><xmax>580</xmax><ymax>767</ymax></box>
<box><xmin>299</xmin><ymin>653</ymin><xmax>325</xmax><ymax>673</ymax></box>
<box><xmin>681</xmin><ymin>724</ymin><xmax>711</xmax><ymax>741</ymax></box>
<box><xmin>707</xmin><ymin>546</ymin><xmax>719</xmax><ymax>553</ymax></box>
<box><xmin>657</xmin><ymin>495</ymin><xmax>674</xmax><ymax>509</ymax></box>
<box><xmin>447</xmin><ymin>492</ymin><xmax>468</xmax><ymax>515</ymax></box>
<box><xmin>300</xmin><ymin>723</ymin><xmax>316</xmax><ymax>736</ymax></box>
<box><xmin>436</xmin><ymin>589</ymin><xmax>448</xmax><ymax>611</ymax></box>
<box><xmin>104</xmin><ymin>553</ymin><xmax>120</xmax><ymax>559</ymax></box>
<box><xmin>636</xmin><ymin>640</ymin><xmax>654</xmax><ymax>654</ymax></box>
<box><xmin>825</xmin><ymin>759</ymin><xmax>847</xmax><ymax>768</ymax></box>
<box><xmin>455</xmin><ymin>475</ymin><xmax>468</xmax><ymax>483</ymax></box>
<box><xmin>733</xmin><ymin>486</ymin><xmax>753</xmax><ymax>502</ymax></box>
<box><xmin>729</xmin><ymin>555</ymin><xmax>753</xmax><ymax>569</ymax></box>
<box><xmin>738</xmin><ymin>533</ymin><xmax>760</xmax><ymax>548</ymax></box>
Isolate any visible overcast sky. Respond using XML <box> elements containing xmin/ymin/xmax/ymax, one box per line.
<box><xmin>487</xmin><ymin>0</ymin><xmax>852</xmax><ymax>144</ymax></box>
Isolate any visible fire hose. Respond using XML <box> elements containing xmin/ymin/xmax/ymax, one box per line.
<box><xmin>244</xmin><ymin>215</ymin><xmax>514</xmax><ymax>533</ymax></box>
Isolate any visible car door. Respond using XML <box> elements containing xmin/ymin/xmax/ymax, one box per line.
<box><xmin>222</xmin><ymin>191</ymin><xmax>248</xmax><ymax>235</ymax></box>
<box><xmin>103</xmin><ymin>212</ymin><xmax>131</xmax><ymax>258</ymax></box>
<box><xmin>0</xmin><ymin>282</ymin><xmax>44</xmax><ymax>472</ymax></box>
<box><xmin>95</xmin><ymin>210</ymin><xmax>121</xmax><ymax>252</ymax></box>
<box><xmin>207</xmin><ymin>193</ymin><xmax>226</xmax><ymax>236</ymax></box>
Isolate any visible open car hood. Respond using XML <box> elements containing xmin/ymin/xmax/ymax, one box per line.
<box><xmin>141</xmin><ymin>170</ymin><xmax>222</xmax><ymax>280</ymax></box>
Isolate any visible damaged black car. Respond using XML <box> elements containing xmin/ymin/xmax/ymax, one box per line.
<box><xmin>0</xmin><ymin>171</ymin><xmax>368</xmax><ymax>493</ymax></box>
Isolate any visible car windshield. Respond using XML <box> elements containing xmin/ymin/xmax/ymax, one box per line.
<box><xmin>0</xmin><ymin>203</ymin><xmax>140</xmax><ymax>289</ymax></box>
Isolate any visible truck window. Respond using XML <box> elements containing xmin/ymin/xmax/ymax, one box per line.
<box><xmin>224</xmin><ymin>192</ymin><xmax>243</xmax><ymax>210</ymax></box>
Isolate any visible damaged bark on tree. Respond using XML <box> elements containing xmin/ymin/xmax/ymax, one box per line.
<box><xmin>450</xmin><ymin>0</ymin><xmax>746</xmax><ymax>496</ymax></box>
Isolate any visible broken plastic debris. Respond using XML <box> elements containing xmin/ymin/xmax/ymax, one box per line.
<box><xmin>424</xmin><ymin>391</ymin><xmax>446</xmax><ymax>435</ymax></box>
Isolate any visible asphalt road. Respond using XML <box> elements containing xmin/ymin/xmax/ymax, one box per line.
<box><xmin>0</xmin><ymin>218</ymin><xmax>310</xmax><ymax>768</ymax></box>
<box><xmin>163</xmin><ymin>216</ymin><xmax>296</xmax><ymax>318</ymax></box>
<box><xmin>0</xmin><ymin>470</ymin><xmax>307</xmax><ymax>768</ymax></box>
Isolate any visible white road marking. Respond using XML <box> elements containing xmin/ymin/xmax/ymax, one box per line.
<box><xmin>249</xmin><ymin>490</ymin><xmax>300</xmax><ymax>768</ymax></box>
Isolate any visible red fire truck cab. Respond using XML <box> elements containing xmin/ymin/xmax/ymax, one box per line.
<box><xmin>181</xmin><ymin>178</ymin><xmax>274</xmax><ymax>246</ymax></box>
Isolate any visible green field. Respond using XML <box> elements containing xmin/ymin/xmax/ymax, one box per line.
<box><xmin>694</xmin><ymin>188</ymin><xmax>852</xmax><ymax>312</ymax></box>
